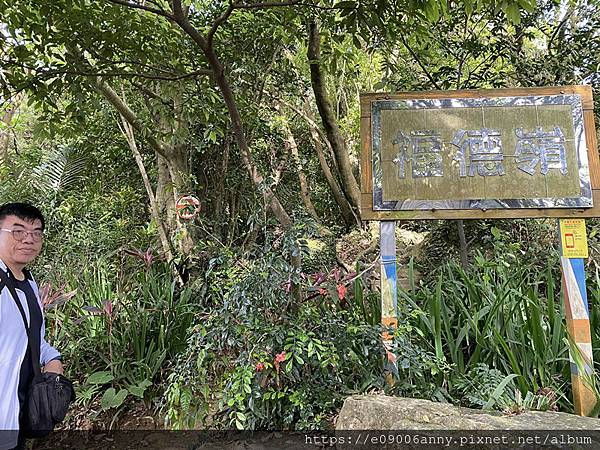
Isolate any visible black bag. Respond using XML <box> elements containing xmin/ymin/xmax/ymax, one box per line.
<box><xmin>0</xmin><ymin>269</ymin><xmax>75</xmax><ymax>437</ymax></box>
<box><xmin>23</xmin><ymin>372</ymin><xmax>75</xmax><ymax>437</ymax></box>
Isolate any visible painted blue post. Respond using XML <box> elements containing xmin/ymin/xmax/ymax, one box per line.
<box><xmin>557</xmin><ymin>219</ymin><xmax>596</xmax><ymax>416</ymax></box>
<box><xmin>380</xmin><ymin>221</ymin><xmax>397</xmax><ymax>330</ymax></box>
<box><xmin>380</xmin><ymin>221</ymin><xmax>398</xmax><ymax>381</ymax></box>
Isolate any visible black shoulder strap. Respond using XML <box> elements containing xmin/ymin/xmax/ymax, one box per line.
<box><xmin>0</xmin><ymin>269</ymin><xmax>42</xmax><ymax>380</ymax></box>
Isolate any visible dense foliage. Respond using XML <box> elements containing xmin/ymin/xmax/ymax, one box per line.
<box><xmin>1</xmin><ymin>0</ymin><xmax>599</xmax><ymax>430</ymax></box>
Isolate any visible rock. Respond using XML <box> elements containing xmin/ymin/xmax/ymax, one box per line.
<box><xmin>337</xmin><ymin>395</ymin><xmax>600</xmax><ymax>430</ymax></box>
<box><xmin>335</xmin><ymin>395</ymin><xmax>600</xmax><ymax>449</ymax></box>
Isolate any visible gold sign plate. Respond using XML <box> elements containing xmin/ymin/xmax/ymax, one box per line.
<box><xmin>379</xmin><ymin>105</ymin><xmax>579</xmax><ymax>202</ymax></box>
<box><xmin>360</xmin><ymin>86</ymin><xmax>600</xmax><ymax>220</ymax></box>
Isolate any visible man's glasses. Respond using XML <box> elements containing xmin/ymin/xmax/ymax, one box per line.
<box><xmin>0</xmin><ymin>229</ymin><xmax>45</xmax><ymax>242</ymax></box>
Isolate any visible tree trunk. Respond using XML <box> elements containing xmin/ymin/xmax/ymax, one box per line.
<box><xmin>271</xmin><ymin>95</ymin><xmax>357</xmax><ymax>226</ymax></box>
<box><xmin>96</xmin><ymin>79</ymin><xmax>197</xmax><ymax>257</ymax></box>
<box><xmin>94</xmin><ymin>78</ymin><xmax>167</xmax><ymax>159</ymax></box>
<box><xmin>119</xmin><ymin>114</ymin><xmax>175</xmax><ymax>262</ymax></box>
<box><xmin>169</xmin><ymin>145</ymin><xmax>194</xmax><ymax>256</ymax></box>
<box><xmin>169</xmin><ymin>89</ymin><xmax>189</xmax><ymax>193</ymax></box>
<box><xmin>154</xmin><ymin>106</ymin><xmax>194</xmax><ymax>257</ymax></box>
<box><xmin>174</xmin><ymin>13</ymin><xmax>292</xmax><ymax>228</ymax></box>
<box><xmin>214</xmin><ymin>136</ymin><xmax>230</xmax><ymax>220</ymax></box>
<box><xmin>155</xmin><ymin>151</ymin><xmax>176</xmax><ymax>231</ymax></box>
<box><xmin>307</xmin><ymin>21</ymin><xmax>361</xmax><ymax>220</ymax></box>
<box><xmin>303</xmin><ymin>100</ymin><xmax>358</xmax><ymax>227</ymax></box>
<box><xmin>0</xmin><ymin>94</ymin><xmax>22</xmax><ymax>167</ymax></box>
<box><xmin>281</xmin><ymin>119</ymin><xmax>319</xmax><ymax>220</ymax></box>
<box><xmin>457</xmin><ymin>219</ymin><xmax>468</xmax><ymax>269</ymax></box>
<box><xmin>171</xmin><ymin>2</ymin><xmax>299</xmax><ymax>297</ymax></box>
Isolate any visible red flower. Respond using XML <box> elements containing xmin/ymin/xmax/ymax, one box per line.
<box><xmin>255</xmin><ymin>362</ymin><xmax>265</xmax><ymax>372</ymax></box>
<box><xmin>336</xmin><ymin>284</ymin><xmax>347</xmax><ymax>300</ymax></box>
<box><xmin>274</xmin><ymin>351</ymin><xmax>286</xmax><ymax>371</ymax></box>
<box><xmin>319</xmin><ymin>288</ymin><xmax>327</xmax><ymax>296</ymax></box>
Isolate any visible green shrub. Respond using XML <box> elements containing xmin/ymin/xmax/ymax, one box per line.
<box><xmin>163</xmin><ymin>235</ymin><xmax>390</xmax><ymax>430</ymax></box>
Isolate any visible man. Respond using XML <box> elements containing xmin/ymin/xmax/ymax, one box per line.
<box><xmin>0</xmin><ymin>203</ymin><xmax>63</xmax><ymax>450</ymax></box>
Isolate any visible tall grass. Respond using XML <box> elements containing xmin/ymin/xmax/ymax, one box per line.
<box><xmin>586</xmin><ymin>269</ymin><xmax>600</xmax><ymax>366</ymax></box>
<box><xmin>399</xmin><ymin>252</ymin><xmax>570</xmax><ymax>408</ymax></box>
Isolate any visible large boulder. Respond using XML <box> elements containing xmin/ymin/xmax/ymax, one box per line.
<box><xmin>334</xmin><ymin>395</ymin><xmax>600</xmax><ymax>449</ymax></box>
<box><xmin>337</xmin><ymin>395</ymin><xmax>600</xmax><ymax>430</ymax></box>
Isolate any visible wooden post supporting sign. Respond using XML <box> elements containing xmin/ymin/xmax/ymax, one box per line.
<box><xmin>380</xmin><ymin>221</ymin><xmax>398</xmax><ymax>336</ymax></box>
<box><xmin>380</xmin><ymin>221</ymin><xmax>398</xmax><ymax>381</ymax></box>
<box><xmin>558</xmin><ymin>218</ymin><xmax>597</xmax><ymax>416</ymax></box>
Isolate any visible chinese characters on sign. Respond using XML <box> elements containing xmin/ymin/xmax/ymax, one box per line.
<box><xmin>453</xmin><ymin>128</ymin><xmax>504</xmax><ymax>177</ymax></box>
<box><xmin>364</xmin><ymin>89</ymin><xmax>595</xmax><ymax>216</ymax></box>
<box><xmin>392</xmin><ymin>127</ymin><xmax>568</xmax><ymax>179</ymax></box>
<box><xmin>392</xmin><ymin>130</ymin><xmax>443</xmax><ymax>178</ymax></box>
<box><xmin>515</xmin><ymin>127</ymin><xmax>567</xmax><ymax>176</ymax></box>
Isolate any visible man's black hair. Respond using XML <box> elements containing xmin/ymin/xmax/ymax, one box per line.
<box><xmin>0</xmin><ymin>203</ymin><xmax>45</xmax><ymax>230</ymax></box>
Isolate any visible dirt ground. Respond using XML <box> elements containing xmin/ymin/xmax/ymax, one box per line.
<box><xmin>31</xmin><ymin>431</ymin><xmax>320</xmax><ymax>450</ymax></box>
<box><xmin>27</xmin><ymin>402</ymin><xmax>326</xmax><ymax>450</ymax></box>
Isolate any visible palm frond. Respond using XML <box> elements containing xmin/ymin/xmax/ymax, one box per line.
<box><xmin>32</xmin><ymin>145</ymin><xmax>89</xmax><ymax>196</ymax></box>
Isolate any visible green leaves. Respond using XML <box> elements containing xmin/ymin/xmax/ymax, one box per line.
<box><xmin>503</xmin><ymin>2</ymin><xmax>522</xmax><ymax>24</ymax></box>
<box><xmin>86</xmin><ymin>372</ymin><xmax>147</xmax><ymax>412</ymax></box>
<box><xmin>334</xmin><ymin>0</ymin><xmax>358</xmax><ymax>9</ymax></box>
<box><xmin>31</xmin><ymin>145</ymin><xmax>89</xmax><ymax>197</ymax></box>
<box><xmin>86</xmin><ymin>371</ymin><xmax>114</xmax><ymax>385</ymax></box>
<box><xmin>497</xmin><ymin>0</ymin><xmax>537</xmax><ymax>24</ymax></box>
<box><xmin>422</xmin><ymin>0</ymin><xmax>444</xmax><ymax>22</ymax></box>
<box><xmin>400</xmin><ymin>251</ymin><xmax>570</xmax><ymax>410</ymax></box>
<box><xmin>159</xmin><ymin>234</ymin><xmax>387</xmax><ymax>430</ymax></box>
<box><xmin>128</xmin><ymin>379</ymin><xmax>153</xmax><ymax>399</ymax></box>
<box><xmin>482</xmin><ymin>373</ymin><xmax>520</xmax><ymax>410</ymax></box>
<box><xmin>100</xmin><ymin>388</ymin><xmax>129</xmax><ymax>411</ymax></box>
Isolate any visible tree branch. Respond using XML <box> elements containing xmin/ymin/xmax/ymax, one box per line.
<box><xmin>547</xmin><ymin>9</ymin><xmax>573</xmax><ymax>52</ymax></box>
<box><xmin>145</xmin><ymin>0</ymin><xmax>167</xmax><ymax>9</ymax></box>
<box><xmin>456</xmin><ymin>12</ymin><xmax>470</xmax><ymax>89</ymax></box>
<box><xmin>463</xmin><ymin>51</ymin><xmax>505</xmax><ymax>87</ymax></box>
<box><xmin>208</xmin><ymin>1</ymin><xmax>237</xmax><ymax>46</ymax></box>
<box><xmin>118</xmin><ymin>113</ymin><xmax>175</xmax><ymax>262</ymax></box>
<box><xmin>106</xmin><ymin>0</ymin><xmax>175</xmax><ymax>20</ymax></box>
<box><xmin>170</xmin><ymin>0</ymin><xmax>292</xmax><ymax>228</ymax></box>
<box><xmin>171</xmin><ymin>0</ymin><xmax>187</xmax><ymax>21</ymax></box>
<box><xmin>94</xmin><ymin>77</ymin><xmax>168</xmax><ymax>159</ymax></box>
<box><xmin>268</xmin><ymin>92</ymin><xmax>330</xmax><ymax>147</ymax></box>
<box><xmin>130</xmin><ymin>81</ymin><xmax>172</xmax><ymax>106</ymax></box>
<box><xmin>307</xmin><ymin>20</ymin><xmax>360</xmax><ymax>218</ymax></box>
<box><xmin>232</xmin><ymin>0</ymin><xmax>301</xmax><ymax>8</ymax></box>
<box><xmin>399</xmin><ymin>34</ymin><xmax>441</xmax><ymax>90</ymax></box>
<box><xmin>5</xmin><ymin>61</ymin><xmax>211</xmax><ymax>81</ymax></box>
<box><xmin>84</xmin><ymin>50</ymin><xmax>195</xmax><ymax>76</ymax></box>
<box><xmin>171</xmin><ymin>0</ymin><xmax>209</xmax><ymax>50</ymax></box>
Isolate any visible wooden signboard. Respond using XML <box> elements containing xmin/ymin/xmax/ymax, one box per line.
<box><xmin>360</xmin><ymin>86</ymin><xmax>600</xmax><ymax>220</ymax></box>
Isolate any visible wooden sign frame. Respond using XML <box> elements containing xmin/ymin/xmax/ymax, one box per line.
<box><xmin>360</xmin><ymin>86</ymin><xmax>600</xmax><ymax>220</ymax></box>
